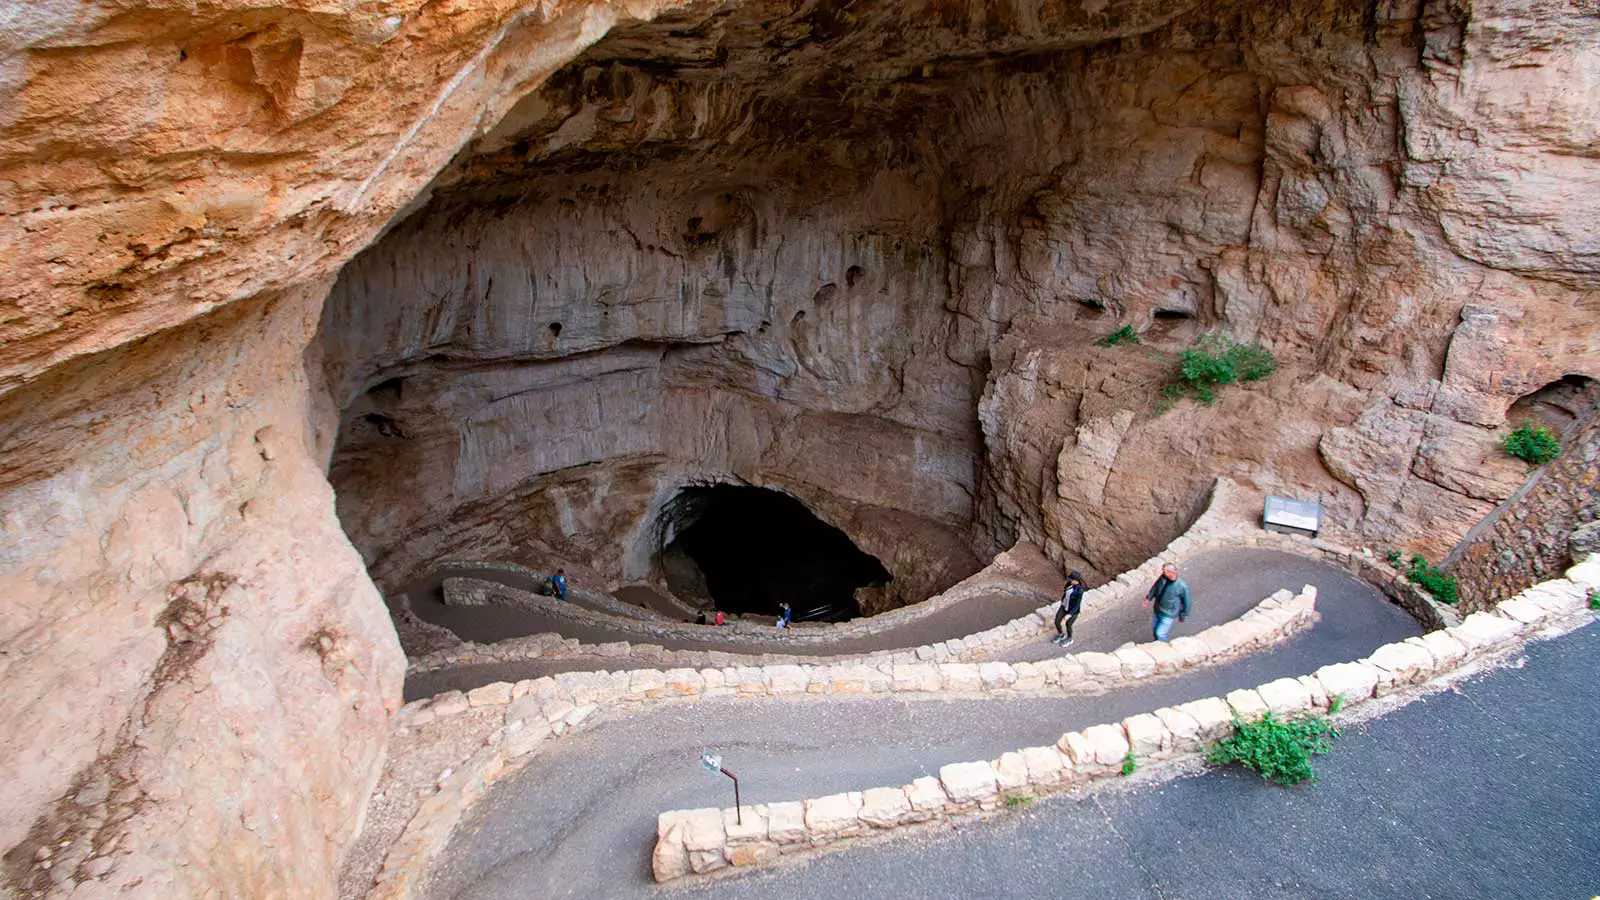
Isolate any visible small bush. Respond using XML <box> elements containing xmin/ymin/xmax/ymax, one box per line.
<box><xmin>1168</xmin><ymin>333</ymin><xmax>1277</xmax><ymax>406</ymax></box>
<box><xmin>1499</xmin><ymin>421</ymin><xmax>1561</xmax><ymax>465</ymax></box>
<box><xmin>1206</xmin><ymin>712</ymin><xmax>1339</xmax><ymax>786</ymax></box>
<box><xmin>1328</xmin><ymin>693</ymin><xmax>1345</xmax><ymax>716</ymax></box>
<box><xmin>1096</xmin><ymin>325</ymin><xmax>1141</xmax><ymax>347</ymax></box>
<box><xmin>1588</xmin><ymin>590</ymin><xmax>1599</xmax><ymax>611</ymax></box>
<box><xmin>1406</xmin><ymin>555</ymin><xmax>1459</xmax><ymax>606</ymax></box>
<box><xmin>1120</xmin><ymin>750</ymin><xmax>1138</xmax><ymax>776</ymax></box>
<box><xmin>1003</xmin><ymin>792</ymin><xmax>1033</xmax><ymax>808</ymax></box>
<box><xmin>1384</xmin><ymin>549</ymin><xmax>1402</xmax><ymax>566</ymax></box>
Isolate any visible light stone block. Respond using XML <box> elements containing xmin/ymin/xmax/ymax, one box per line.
<box><xmin>939</xmin><ymin>663</ymin><xmax>984</xmax><ymax>692</ymax></box>
<box><xmin>1082</xmin><ymin>723</ymin><xmax>1131</xmax><ymax>766</ymax></box>
<box><xmin>1313</xmin><ymin>662</ymin><xmax>1379</xmax><ymax>707</ymax></box>
<box><xmin>723</xmin><ymin>806</ymin><xmax>768</xmax><ymax>844</ymax></box>
<box><xmin>652</xmin><ymin>822</ymin><xmax>689</xmax><ymax>882</ymax></box>
<box><xmin>1113</xmin><ymin>646</ymin><xmax>1157</xmax><ymax>679</ymax></box>
<box><xmin>1142</xmin><ymin>640</ymin><xmax>1182</xmax><ymax>673</ymax></box>
<box><xmin>1077</xmin><ymin>652</ymin><xmax>1122</xmax><ymax>679</ymax></box>
<box><xmin>1366</xmin><ymin>641</ymin><xmax>1435</xmax><ymax>689</ymax></box>
<box><xmin>994</xmin><ymin>751</ymin><xmax>1031</xmax><ymax>791</ymax></box>
<box><xmin>1021</xmin><ymin>745</ymin><xmax>1068</xmax><ymax>786</ymax></box>
<box><xmin>939</xmin><ymin>761</ymin><xmax>999</xmax><ymax>804</ymax></box>
<box><xmin>979</xmin><ymin>662</ymin><xmax>1019</xmax><ymax>689</ymax></box>
<box><xmin>804</xmin><ymin>792</ymin><xmax>863</xmax><ymax>835</ymax></box>
<box><xmin>1225</xmin><ymin>689</ymin><xmax>1269</xmax><ymax>722</ymax></box>
<box><xmin>858</xmin><ymin>788</ymin><xmax>912</xmax><ymax>828</ymax></box>
<box><xmin>1495</xmin><ymin>597</ymin><xmax>1550</xmax><ymax>625</ymax></box>
<box><xmin>1413</xmin><ymin>630</ymin><xmax>1468</xmax><ymax>668</ymax></box>
<box><xmin>765</xmin><ymin>664</ymin><xmax>810</xmax><ymax>695</ymax></box>
<box><xmin>681</xmin><ymin>807</ymin><xmax>726</xmax><ymax>852</ymax></box>
<box><xmin>1176</xmin><ymin>696</ymin><xmax>1233</xmax><ymax>743</ymax></box>
<box><xmin>1154</xmin><ymin>706</ymin><xmax>1202</xmax><ymax>751</ymax></box>
<box><xmin>1168</xmin><ymin>636</ymin><xmax>1210</xmax><ymax>666</ymax></box>
<box><xmin>905</xmin><ymin>777</ymin><xmax>947</xmax><ymax>814</ymax></box>
<box><xmin>1450</xmin><ymin>612</ymin><xmax>1523</xmax><ymax>651</ymax></box>
<box><xmin>466</xmin><ymin>682</ymin><xmax>512</xmax><ymax>707</ymax></box>
<box><xmin>1256</xmin><ymin>677</ymin><xmax>1312</xmax><ymax>717</ymax></box>
<box><xmin>1122</xmin><ymin>712</ymin><xmax>1171</xmax><ymax>758</ymax></box>
<box><xmin>765</xmin><ymin>801</ymin><xmax>806</xmax><ymax>844</ymax></box>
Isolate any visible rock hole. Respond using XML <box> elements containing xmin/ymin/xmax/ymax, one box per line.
<box><xmin>845</xmin><ymin>265</ymin><xmax>865</xmax><ymax>288</ymax></box>
<box><xmin>658</xmin><ymin>485</ymin><xmax>889</xmax><ymax>621</ymax></box>
<box><xmin>548</xmin><ymin>322</ymin><xmax>562</xmax><ymax>338</ymax></box>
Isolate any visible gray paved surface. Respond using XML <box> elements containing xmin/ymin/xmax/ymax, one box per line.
<box><xmin>407</xmin><ymin>549</ymin><xmax>1344</xmax><ymax>700</ymax></box>
<box><xmin>666</xmin><ymin>621</ymin><xmax>1600</xmax><ymax>900</ymax></box>
<box><xmin>423</xmin><ymin>558</ymin><xmax>1424</xmax><ymax>900</ymax></box>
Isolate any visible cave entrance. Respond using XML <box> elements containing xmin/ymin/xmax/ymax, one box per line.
<box><xmin>659</xmin><ymin>485</ymin><xmax>890</xmax><ymax>622</ymax></box>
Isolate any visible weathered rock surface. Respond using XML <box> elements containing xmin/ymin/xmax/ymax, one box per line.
<box><xmin>2</xmin><ymin>0</ymin><xmax>1598</xmax><ymax>896</ymax></box>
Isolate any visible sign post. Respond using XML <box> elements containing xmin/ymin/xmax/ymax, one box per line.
<box><xmin>700</xmin><ymin>750</ymin><xmax>742</xmax><ymax>825</ymax></box>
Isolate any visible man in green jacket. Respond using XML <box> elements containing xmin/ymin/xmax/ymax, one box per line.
<box><xmin>1143</xmin><ymin>561</ymin><xmax>1190</xmax><ymax>641</ymax></box>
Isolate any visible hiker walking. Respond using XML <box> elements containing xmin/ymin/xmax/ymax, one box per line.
<box><xmin>1142</xmin><ymin>561</ymin><xmax>1190</xmax><ymax>642</ymax></box>
<box><xmin>1052</xmin><ymin>571</ymin><xmax>1085</xmax><ymax>647</ymax></box>
<box><xmin>548</xmin><ymin>568</ymin><xmax>568</xmax><ymax>602</ymax></box>
<box><xmin>776</xmin><ymin>602</ymin><xmax>792</xmax><ymax>629</ymax></box>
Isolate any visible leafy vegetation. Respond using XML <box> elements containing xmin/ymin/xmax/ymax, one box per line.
<box><xmin>1205</xmin><ymin>712</ymin><xmax>1339</xmax><ymax>786</ymax></box>
<box><xmin>1166</xmin><ymin>333</ymin><xmax>1277</xmax><ymax>406</ymax></box>
<box><xmin>1120</xmin><ymin>749</ymin><xmax>1138</xmax><ymax>776</ymax></box>
<box><xmin>1328</xmin><ymin>693</ymin><xmax>1345</xmax><ymax>716</ymax></box>
<box><xmin>1405</xmin><ymin>555</ymin><xmax>1459</xmax><ymax>606</ymax></box>
<box><xmin>1003</xmin><ymin>792</ymin><xmax>1033</xmax><ymax>808</ymax></box>
<box><xmin>1095</xmin><ymin>325</ymin><xmax>1141</xmax><ymax>347</ymax></box>
<box><xmin>1499</xmin><ymin>421</ymin><xmax>1562</xmax><ymax>465</ymax></box>
<box><xmin>1385</xmin><ymin>549</ymin><xmax>1403</xmax><ymax>566</ymax></box>
<box><xmin>1588</xmin><ymin>590</ymin><xmax>1599</xmax><ymax>611</ymax></box>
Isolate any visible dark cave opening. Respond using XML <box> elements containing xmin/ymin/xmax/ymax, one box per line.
<box><xmin>660</xmin><ymin>485</ymin><xmax>890</xmax><ymax>622</ymax></box>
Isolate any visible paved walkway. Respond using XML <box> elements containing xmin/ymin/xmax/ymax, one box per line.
<box><xmin>405</xmin><ymin>548</ymin><xmax>1341</xmax><ymax>701</ymax></box>
<box><xmin>421</xmin><ymin>557</ymin><xmax>1424</xmax><ymax>900</ymax></box>
<box><xmin>656</xmin><ymin>621</ymin><xmax>1600</xmax><ymax>900</ymax></box>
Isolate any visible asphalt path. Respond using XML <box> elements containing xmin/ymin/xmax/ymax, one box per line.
<box><xmin>423</xmin><ymin>556</ymin><xmax>1423</xmax><ymax>900</ymax></box>
<box><xmin>407</xmin><ymin>549</ymin><xmax>1342</xmax><ymax>700</ymax></box>
<box><xmin>656</xmin><ymin>620</ymin><xmax>1600</xmax><ymax>900</ymax></box>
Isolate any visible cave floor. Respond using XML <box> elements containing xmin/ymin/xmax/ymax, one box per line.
<box><xmin>405</xmin><ymin>548</ymin><xmax>1376</xmax><ymax>701</ymax></box>
<box><xmin>419</xmin><ymin>553</ymin><xmax>1440</xmax><ymax>900</ymax></box>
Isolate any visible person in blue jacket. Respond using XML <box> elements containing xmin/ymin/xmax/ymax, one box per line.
<box><xmin>548</xmin><ymin>568</ymin><xmax>568</xmax><ymax>602</ymax></box>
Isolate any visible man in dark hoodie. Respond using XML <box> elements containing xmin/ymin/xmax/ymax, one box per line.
<box><xmin>1052</xmin><ymin>571</ymin><xmax>1085</xmax><ymax>647</ymax></box>
<box><xmin>1143</xmin><ymin>561</ymin><xmax>1190</xmax><ymax>641</ymax></box>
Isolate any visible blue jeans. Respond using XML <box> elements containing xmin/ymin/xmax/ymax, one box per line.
<box><xmin>1152</xmin><ymin>614</ymin><xmax>1176</xmax><ymax>642</ymax></box>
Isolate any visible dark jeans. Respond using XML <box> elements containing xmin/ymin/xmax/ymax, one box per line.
<box><xmin>1054</xmin><ymin>607</ymin><xmax>1079</xmax><ymax>639</ymax></box>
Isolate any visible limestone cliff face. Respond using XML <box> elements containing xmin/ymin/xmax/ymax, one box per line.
<box><xmin>2</xmin><ymin>0</ymin><xmax>1598</xmax><ymax>896</ymax></box>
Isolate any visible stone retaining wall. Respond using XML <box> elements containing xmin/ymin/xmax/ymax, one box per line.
<box><xmin>354</xmin><ymin>582</ymin><xmax>1320</xmax><ymax>899</ymax></box>
<box><xmin>649</xmin><ymin>556</ymin><xmax>1600</xmax><ymax>884</ymax></box>
<box><xmin>1448</xmin><ymin>413</ymin><xmax>1600</xmax><ymax>613</ymax></box>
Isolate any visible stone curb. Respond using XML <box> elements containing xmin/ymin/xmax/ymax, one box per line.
<box><xmin>360</xmin><ymin>582</ymin><xmax>1318</xmax><ymax>900</ymax></box>
<box><xmin>406</xmin><ymin>479</ymin><xmax>1241</xmax><ymax>675</ymax></box>
<box><xmin>648</xmin><ymin>563</ymin><xmax>1598</xmax><ymax>884</ymax></box>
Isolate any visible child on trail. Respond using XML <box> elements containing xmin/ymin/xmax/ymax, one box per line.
<box><xmin>1052</xmin><ymin>571</ymin><xmax>1085</xmax><ymax>647</ymax></box>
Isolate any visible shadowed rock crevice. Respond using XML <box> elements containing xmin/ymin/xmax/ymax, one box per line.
<box><xmin>660</xmin><ymin>484</ymin><xmax>891</xmax><ymax>621</ymax></box>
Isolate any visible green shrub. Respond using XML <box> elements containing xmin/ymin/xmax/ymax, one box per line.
<box><xmin>1327</xmin><ymin>694</ymin><xmax>1345</xmax><ymax>716</ymax></box>
<box><xmin>1095</xmin><ymin>325</ymin><xmax>1141</xmax><ymax>347</ymax></box>
<box><xmin>1205</xmin><ymin>712</ymin><xmax>1339</xmax><ymax>786</ymax></box>
<box><xmin>1003</xmin><ymin>792</ymin><xmax>1033</xmax><ymax>808</ymax></box>
<box><xmin>1406</xmin><ymin>555</ymin><xmax>1459</xmax><ymax>606</ymax></box>
<box><xmin>1588</xmin><ymin>590</ymin><xmax>1599</xmax><ymax>611</ymax></box>
<box><xmin>1168</xmin><ymin>333</ymin><xmax>1277</xmax><ymax>406</ymax></box>
<box><xmin>1384</xmin><ymin>549</ymin><xmax>1403</xmax><ymax>566</ymax></box>
<box><xmin>1499</xmin><ymin>421</ymin><xmax>1561</xmax><ymax>465</ymax></box>
<box><xmin>1120</xmin><ymin>750</ymin><xmax>1137</xmax><ymax>776</ymax></box>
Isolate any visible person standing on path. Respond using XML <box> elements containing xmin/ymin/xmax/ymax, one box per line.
<box><xmin>548</xmin><ymin>568</ymin><xmax>568</xmax><ymax>602</ymax></box>
<box><xmin>1052</xmin><ymin>571</ymin><xmax>1085</xmax><ymax>647</ymax></box>
<box><xmin>777</xmin><ymin>602</ymin><xmax>792</xmax><ymax>629</ymax></box>
<box><xmin>1142</xmin><ymin>562</ymin><xmax>1190</xmax><ymax>641</ymax></box>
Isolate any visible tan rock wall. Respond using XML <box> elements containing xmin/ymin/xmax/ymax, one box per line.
<box><xmin>0</xmin><ymin>289</ymin><xmax>404</xmax><ymax>896</ymax></box>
